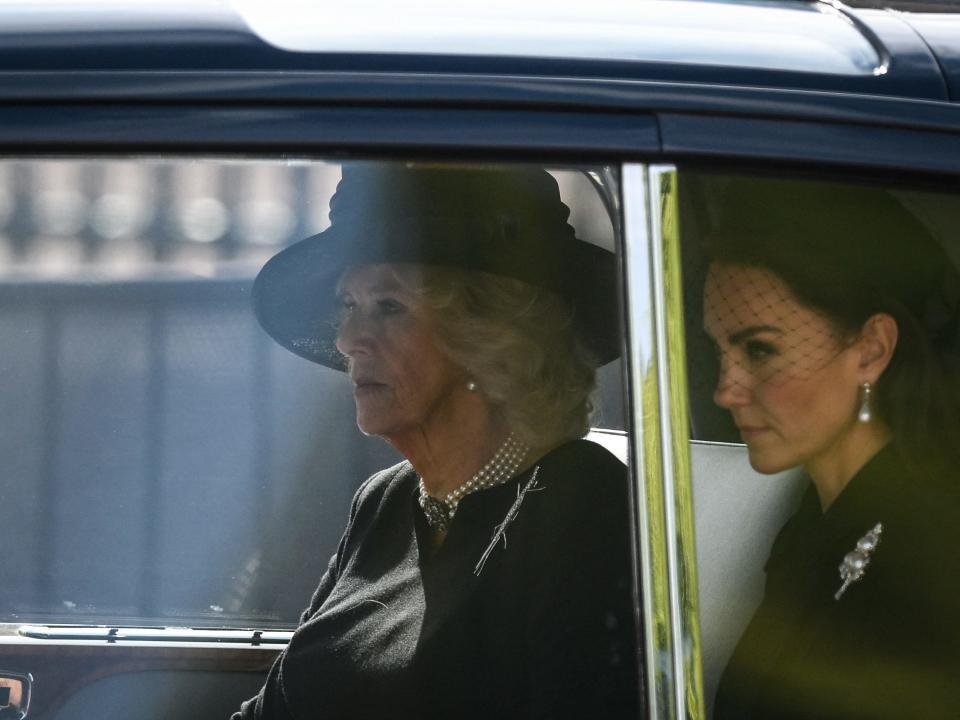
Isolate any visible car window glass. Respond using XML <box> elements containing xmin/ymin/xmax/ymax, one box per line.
<box><xmin>0</xmin><ymin>158</ymin><xmax>626</xmax><ymax>629</ymax></box>
<box><xmin>677</xmin><ymin>171</ymin><xmax>960</xmax><ymax>716</ymax></box>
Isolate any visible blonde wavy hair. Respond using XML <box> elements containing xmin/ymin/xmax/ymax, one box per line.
<box><xmin>395</xmin><ymin>264</ymin><xmax>598</xmax><ymax>448</ymax></box>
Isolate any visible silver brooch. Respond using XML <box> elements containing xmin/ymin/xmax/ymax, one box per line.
<box><xmin>474</xmin><ymin>467</ymin><xmax>542</xmax><ymax>576</ymax></box>
<box><xmin>834</xmin><ymin>522</ymin><xmax>883</xmax><ymax>600</ymax></box>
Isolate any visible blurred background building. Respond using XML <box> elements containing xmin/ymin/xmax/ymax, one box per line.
<box><xmin>0</xmin><ymin>159</ymin><xmax>624</xmax><ymax>629</ymax></box>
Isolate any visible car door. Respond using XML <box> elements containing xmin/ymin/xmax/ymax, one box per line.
<box><xmin>634</xmin><ymin>98</ymin><xmax>960</xmax><ymax>714</ymax></box>
<box><xmin>2</xmin><ymin>3</ymin><xmax>958</xmax><ymax>719</ymax></box>
<box><xmin>0</xmin><ymin>154</ymin><xmax>650</xmax><ymax>720</ymax></box>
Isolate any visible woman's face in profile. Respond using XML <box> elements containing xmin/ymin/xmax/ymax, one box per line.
<box><xmin>334</xmin><ymin>263</ymin><xmax>466</xmax><ymax>441</ymax></box>
<box><xmin>703</xmin><ymin>262</ymin><xmax>864</xmax><ymax>475</ymax></box>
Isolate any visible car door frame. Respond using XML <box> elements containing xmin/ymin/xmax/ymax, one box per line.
<box><xmin>1</xmin><ymin>78</ymin><xmax>960</xmax><ymax>720</ymax></box>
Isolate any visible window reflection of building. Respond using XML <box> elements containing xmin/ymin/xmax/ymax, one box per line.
<box><xmin>0</xmin><ymin>161</ymin><xmax>622</xmax><ymax>630</ymax></box>
<box><xmin>2</xmin><ymin>160</ymin><xmax>341</xmax><ymax>278</ymax></box>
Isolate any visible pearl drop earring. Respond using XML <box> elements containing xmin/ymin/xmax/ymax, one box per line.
<box><xmin>857</xmin><ymin>381</ymin><xmax>872</xmax><ymax>423</ymax></box>
<box><xmin>466</xmin><ymin>380</ymin><xmax>478</xmax><ymax>392</ymax></box>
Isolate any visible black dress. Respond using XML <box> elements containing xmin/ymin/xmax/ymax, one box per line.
<box><xmin>714</xmin><ymin>445</ymin><xmax>960</xmax><ymax>719</ymax></box>
<box><xmin>234</xmin><ymin>439</ymin><xmax>642</xmax><ymax>720</ymax></box>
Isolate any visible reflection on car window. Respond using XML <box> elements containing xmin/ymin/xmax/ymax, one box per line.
<box><xmin>679</xmin><ymin>172</ymin><xmax>960</xmax><ymax>718</ymax></box>
<box><xmin>0</xmin><ymin>159</ymin><xmax>626</xmax><ymax>630</ymax></box>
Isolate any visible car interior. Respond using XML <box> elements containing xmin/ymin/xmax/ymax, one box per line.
<box><xmin>3</xmin><ymin>158</ymin><xmax>957</xmax><ymax>718</ymax></box>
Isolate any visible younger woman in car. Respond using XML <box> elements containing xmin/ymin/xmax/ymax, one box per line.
<box><xmin>702</xmin><ymin>178</ymin><xmax>960</xmax><ymax>719</ymax></box>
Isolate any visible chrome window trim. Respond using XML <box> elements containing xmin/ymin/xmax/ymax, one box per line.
<box><xmin>14</xmin><ymin>625</ymin><xmax>293</xmax><ymax>645</ymax></box>
<box><xmin>622</xmin><ymin>164</ymin><xmax>705</xmax><ymax>719</ymax></box>
<box><xmin>622</xmin><ymin>164</ymin><xmax>669</xmax><ymax>719</ymax></box>
<box><xmin>649</xmin><ymin>165</ymin><xmax>705</xmax><ymax>720</ymax></box>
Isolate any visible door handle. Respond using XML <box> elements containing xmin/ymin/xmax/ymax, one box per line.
<box><xmin>0</xmin><ymin>670</ymin><xmax>32</xmax><ymax>719</ymax></box>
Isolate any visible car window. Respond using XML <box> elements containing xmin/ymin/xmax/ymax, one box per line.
<box><xmin>0</xmin><ymin>158</ymin><xmax>627</xmax><ymax>630</ymax></box>
<box><xmin>675</xmin><ymin>171</ymin><xmax>960</xmax><ymax>717</ymax></box>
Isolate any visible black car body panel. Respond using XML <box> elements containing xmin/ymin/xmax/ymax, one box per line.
<box><xmin>0</xmin><ymin>2</ymin><xmax>958</xmax><ymax>720</ymax></box>
<box><xmin>0</xmin><ymin>0</ymin><xmax>947</xmax><ymax>100</ymax></box>
<box><xmin>904</xmin><ymin>13</ymin><xmax>960</xmax><ymax>100</ymax></box>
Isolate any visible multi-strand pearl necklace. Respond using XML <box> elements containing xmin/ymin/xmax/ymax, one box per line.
<box><xmin>418</xmin><ymin>432</ymin><xmax>529</xmax><ymax>533</ymax></box>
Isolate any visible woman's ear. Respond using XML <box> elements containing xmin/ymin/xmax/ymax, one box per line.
<box><xmin>856</xmin><ymin>313</ymin><xmax>898</xmax><ymax>381</ymax></box>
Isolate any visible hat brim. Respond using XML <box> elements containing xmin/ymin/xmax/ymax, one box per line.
<box><xmin>253</xmin><ymin>220</ymin><xmax>621</xmax><ymax>370</ymax></box>
<box><xmin>254</xmin><ymin>164</ymin><xmax>622</xmax><ymax>370</ymax></box>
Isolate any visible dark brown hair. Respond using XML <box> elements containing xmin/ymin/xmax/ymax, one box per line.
<box><xmin>702</xmin><ymin>175</ymin><xmax>960</xmax><ymax>476</ymax></box>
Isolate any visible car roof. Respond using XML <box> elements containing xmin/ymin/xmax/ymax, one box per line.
<box><xmin>0</xmin><ymin>0</ymin><xmax>956</xmax><ymax>102</ymax></box>
<box><xmin>900</xmin><ymin>13</ymin><xmax>960</xmax><ymax>99</ymax></box>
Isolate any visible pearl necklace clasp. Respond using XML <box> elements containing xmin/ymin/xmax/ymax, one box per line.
<box><xmin>418</xmin><ymin>432</ymin><xmax>529</xmax><ymax>533</ymax></box>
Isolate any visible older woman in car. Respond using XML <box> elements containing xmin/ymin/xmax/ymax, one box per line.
<box><xmin>701</xmin><ymin>178</ymin><xmax>960</xmax><ymax>719</ymax></box>
<box><xmin>234</xmin><ymin>163</ymin><xmax>640</xmax><ymax>720</ymax></box>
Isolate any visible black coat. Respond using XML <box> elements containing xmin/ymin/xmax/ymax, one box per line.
<box><xmin>235</xmin><ymin>439</ymin><xmax>641</xmax><ymax>720</ymax></box>
<box><xmin>714</xmin><ymin>445</ymin><xmax>960</xmax><ymax>720</ymax></box>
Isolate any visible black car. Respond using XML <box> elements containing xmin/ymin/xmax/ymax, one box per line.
<box><xmin>0</xmin><ymin>1</ymin><xmax>958</xmax><ymax>718</ymax></box>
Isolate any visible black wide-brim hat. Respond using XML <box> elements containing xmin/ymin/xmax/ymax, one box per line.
<box><xmin>253</xmin><ymin>162</ymin><xmax>620</xmax><ymax>370</ymax></box>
